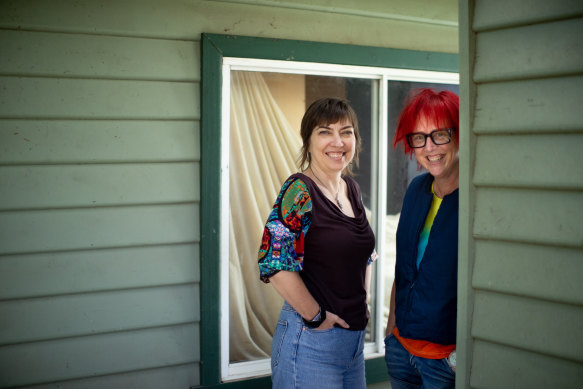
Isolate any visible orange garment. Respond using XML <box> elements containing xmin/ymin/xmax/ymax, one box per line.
<box><xmin>393</xmin><ymin>327</ymin><xmax>455</xmax><ymax>359</ymax></box>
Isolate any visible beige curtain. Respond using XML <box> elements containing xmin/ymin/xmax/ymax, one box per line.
<box><xmin>229</xmin><ymin>71</ymin><xmax>303</xmax><ymax>362</ymax></box>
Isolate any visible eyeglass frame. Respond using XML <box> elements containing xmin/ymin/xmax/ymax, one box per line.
<box><xmin>405</xmin><ymin>128</ymin><xmax>454</xmax><ymax>149</ymax></box>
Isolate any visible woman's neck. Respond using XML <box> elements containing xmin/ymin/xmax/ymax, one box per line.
<box><xmin>432</xmin><ymin>172</ymin><xmax>459</xmax><ymax>198</ymax></box>
<box><xmin>307</xmin><ymin>165</ymin><xmax>342</xmax><ymax>189</ymax></box>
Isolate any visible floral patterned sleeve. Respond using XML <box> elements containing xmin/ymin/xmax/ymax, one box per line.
<box><xmin>258</xmin><ymin>177</ymin><xmax>312</xmax><ymax>283</ymax></box>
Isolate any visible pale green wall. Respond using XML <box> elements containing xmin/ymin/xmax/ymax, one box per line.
<box><xmin>458</xmin><ymin>1</ymin><xmax>583</xmax><ymax>388</ymax></box>
<box><xmin>0</xmin><ymin>1</ymin><xmax>458</xmax><ymax>387</ymax></box>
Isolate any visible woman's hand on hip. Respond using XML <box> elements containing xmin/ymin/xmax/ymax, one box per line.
<box><xmin>316</xmin><ymin>311</ymin><xmax>349</xmax><ymax>330</ymax></box>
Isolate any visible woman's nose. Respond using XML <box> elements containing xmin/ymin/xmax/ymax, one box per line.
<box><xmin>423</xmin><ymin>136</ymin><xmax>437</xmax><ymax>150</ymax></box>
<box><xmin>332</xmin><ymin>132</ymin><xmax>343</xmax><ymax>146</ymax></box>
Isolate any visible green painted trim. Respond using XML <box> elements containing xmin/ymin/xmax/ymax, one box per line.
<box><xmin>200</xmin><ymin>33</ymin><xmax>224</xmax><ymax>386</ymax></box>
<box><xmin>366</xmin><ymin>357</ymin><xmax>390</xmax><ymax>384</ymax></box>
<box><xmin>193</xmin><ymin>376</ymin><xmax>271</xmax><ymax>389</ymax></box>
<box><xmin>200</xmin><ymin>32</ymin><xmax>459</xmax><ymax>387</ymax></box>
<box><xmin>204</xmin><ymin>33</ymin><xmax>458</xmax><ymax>73</ymax></box>
<box><xmin>456</xmin><ymin>1</ymin><xmax>476</xmax><ymax>388</ymax></box>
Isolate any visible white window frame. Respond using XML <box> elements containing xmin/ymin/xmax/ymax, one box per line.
<box><xmin>220</xmin><ymin>57</ymin><xmax>458</xmax><ymax>381</ymax></box>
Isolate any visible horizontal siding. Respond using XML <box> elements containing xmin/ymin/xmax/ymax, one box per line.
<box><xmin>474</xmin><ymin>17</ymin><xmax>583</xmax><ymax>82</ymax></box>
<box><xmin>216</xmin><ymin>0</ymin><xmax>458</xmax><ymax>25</ymax></box>
<box><xmin>0</xmin><ymin>120</ymin><xmax>200</xmax><ymax>164</ymax></box>
<box><xmin>23</xmin><ymin>364</ymin><xmax>199</xmax><ymax>389</ymax></box>
<box><xmin>473</xmin><ymin>75</ymin><xmax>583</xmax><ymax>134</ymax></box>
<box><xmin>0</xmin><ymin>14</ymin><xmax>201</xmax><ymax>385</ymax></box>
<box><xmin>0</xmin><ymin>244</ymin><xmax>199</xmax><ymax>299</ymax></box>
<box><xmin>0</xmin><ymin>77</ymin><xmax>199</xmax><ymax>119</ymax></box>
<box><xmin>466</xmin><ymin>1</ymin><xmax>583</xmax><ymax>388</ymax></box>
<box><xmin>0</xmin><ymin>323</ymin><xmax>199</xmax><ymax>387</ymax></box>
<box><xmin>473</xmin><ymin>0</ymin><xmax>583</xmax><ymax>31</ymax></box>
<box><xmin>474</xmin><ymin>134</ymin><xmax>583</xmax><ymax>189</ymax></box>
<box><xmin>0</xmin><ymin>0</ymin><xmax>458</xmax><ymax>52</ymax></box>
<box><xmin>474</xmin><ymin>188</ymin><xmax>583</xmax><ymax>247</ymax></box>
<box><xmin>0</xmin><ymin>163</ymin><xmax>199</xmax><ymax>210</ymax></box>
<box><xmin>471</xmin><ymin>340</ymin><xmax>583</xmax><ymax>389</ymax></box>
<box><xmin>473</xmin><ymin>241</ymin><xmax>583</xmax><ymax>306</ymax></box>
<box><xmin>0</xmin><ymin>284</ymin><xmax>199</xmax><ymax>345</ymax></box>
<box><xmin>0</xmin><ymin>204</ymin><xmax>199</xmax><ymax>255</ymax></box>
<box><xmin>472</xmin><ymin>291</ymin><xmax>583</xmax><ymax>362</ymax></box>
<box><xmin>0</xmin><ymin>30</ymin><xmax>199</xmax><ymax>81</ymax></box>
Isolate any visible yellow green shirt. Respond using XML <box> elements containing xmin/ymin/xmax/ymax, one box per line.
<box><xmin>416</xmin><ymin>184</ymin><xmax>442</xmax><ymax>269</ymax></box>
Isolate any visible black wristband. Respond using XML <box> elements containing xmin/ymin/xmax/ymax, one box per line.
<box><xmin>302</xmin><ymin>307</ymin><xmax>326</xmax><ymax>328</ymax></box>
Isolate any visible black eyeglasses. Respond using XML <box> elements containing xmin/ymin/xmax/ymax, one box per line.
<box><xmin>406</xmin><ymin>128</ymin><xmax>454</xmax><ymax>148</ymax></box>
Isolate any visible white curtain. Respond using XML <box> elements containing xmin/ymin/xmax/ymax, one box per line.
<box><xmin>229</xmin><ymin>71</ymin><xmax>303</xmax><ymax>362</ymax></box>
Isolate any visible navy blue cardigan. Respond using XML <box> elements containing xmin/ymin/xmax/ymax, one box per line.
<box><xmin>394</xmin><ymin>173</ymin><xmax>458</xmax><ymax>345</ymax></box>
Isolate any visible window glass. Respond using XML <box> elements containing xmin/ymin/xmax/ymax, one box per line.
<box><xmin>218</xmin><ymin>62</ymin><xmax>458</xmax><ymax>382</ymax></box>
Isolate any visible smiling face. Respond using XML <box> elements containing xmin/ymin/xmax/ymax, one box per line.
<box><xmin>308</xmin><ymin>118</ymin><xmax>356</xmax><ymax>175</ymax></box>
<box><xmin>299</xmin><ymin>98</ymin><xmax>361</xmax><ymax>175</ymax></box>
<box><xmin>413</xmin><ymin>115</ymin><xmax>459</xmax><ymax>181</ymax></box>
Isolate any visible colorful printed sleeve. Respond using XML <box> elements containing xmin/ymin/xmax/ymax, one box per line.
<box><xmin>258</xmin><ymin>177</ymin><xmax>312</xmax><ymax>283</ymax></box>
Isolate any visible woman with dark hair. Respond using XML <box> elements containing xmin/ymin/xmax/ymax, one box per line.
<box><xmin>258</xmin><ymin>97</ymin><xmax>376</xmax><ymax>389</ymax></box>
<box><xmin>385</xmin><ymin>88</ymin><xmax>459</xmax><ymax>389</ymax></box>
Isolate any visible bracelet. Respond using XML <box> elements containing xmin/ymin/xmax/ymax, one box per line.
<box><xmin>302</xmin><ymin>306</ymin><xmax>326</xmax><ymax>328</ymax></box>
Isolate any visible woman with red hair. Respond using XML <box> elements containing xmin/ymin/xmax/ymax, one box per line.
<box><xmin>384</xmin><ymin>88</ymin><xmax>459</xmax><ymax>389</ymax></box>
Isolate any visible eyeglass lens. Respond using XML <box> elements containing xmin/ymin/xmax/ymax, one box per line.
<box><xmin>407</xmin><ymin>129</ymin><xmax>452</xmax><ymax>148</ymax></box>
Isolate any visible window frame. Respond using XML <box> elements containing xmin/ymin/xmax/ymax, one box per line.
<box><xmin>200</xmin><ymin>33</ymin><xmax>458</xmax><ymax>387</ymax></box>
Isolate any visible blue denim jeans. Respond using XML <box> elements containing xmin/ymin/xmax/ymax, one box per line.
<box><xmin>271</xmin><ymin>302</ymin><xmax>366</xmax><ymax>389</ymax></box>
<box><xmin>384</xmin><ymin>334</ymin><xmax>455</xmax><ymax>389</ymax></box>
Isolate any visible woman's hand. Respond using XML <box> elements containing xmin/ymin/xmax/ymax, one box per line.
<box><xmin>269</xmin><ymin>272</ymin><xmax>350</xmax><ymax>331</ymax></box>
<box><xmin>314</xmin><ymin>311</ymin><xmax>349</xmax><ymax>330</ymax></box>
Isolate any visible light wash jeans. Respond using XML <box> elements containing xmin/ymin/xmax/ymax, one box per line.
<box><xmin>271</xmin><ymin>301</ymin><xmax>366</xmax><ymax>389</ymax></box>
<box><xmin>384</xmin><ymin>333</ymin><xmax>455</xmax><ymax>389</ymax></box>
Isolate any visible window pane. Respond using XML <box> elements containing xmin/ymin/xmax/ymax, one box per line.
<box><xmin>229</xmin><ymin>70</ymin><xmax>378</xmax><ymax>364</ymax></box>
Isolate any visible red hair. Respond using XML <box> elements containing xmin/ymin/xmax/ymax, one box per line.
<box><xmin>393</xmin><ymin>88</ymin><xmax>459</xmax><ymax>156</ymax></box>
